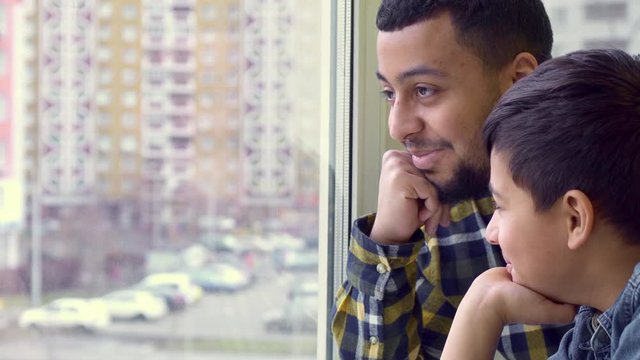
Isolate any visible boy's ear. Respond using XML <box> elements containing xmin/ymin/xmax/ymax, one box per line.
<box><xmin>563</xmin><ymin>190</ymin><xmax>594</xmax><ymax>250</ymax></box>
<box><xmin>499</xmin><ymin>52</ymin><xmax>538</xmax><ymax>92</ymax></box>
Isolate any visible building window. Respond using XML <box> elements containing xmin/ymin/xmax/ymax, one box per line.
<box><xmin>122</xmin><ymin>48</ymin><xmax>138</xmax><ymax>65</ymax></box>
<box><xmin>99</xmin><ymin>69</ymin><xmax>113</xmax><ymax>85</ymax></box>
<box><xmin>202</xmin><ymin>4</ymin><xmax>217</xmax><ymax>20</ymax></box>
<box><xmin>99</xmin><ymin>3</ymin><xmax>113</xmax><ymax>18</ymax></box>
<box><xmin>584</xmin><ymin>38</ymin><xmax>628</xmax><ymax>51</ymax></box>
<box><xmin>0</xmin><ymin>4</ymin><xmax>5</xmax><ymax>38</ymax></box>
<box><xmin>0</xmin><ymin>96</ymin><xmax>5</xmax><ymax>121</ymax></box>
<box><xmin>122</xmin><ymin>68</ymin><xmax>138</xmax><ymax>85</ymax></box>
<box><xmin>121</xmin><ymin>112</ymin><xmax>137</xmax><ymax>128</ymax></box>
<box><xmin>96</xmin><ymin>91</ymin><xmax>111</xmax><ymax>107</ymax></box>
<box><xmin>584</xmin><ymin>2</ymin><xmax>627</xmax><ymax>21</ymax></box>
<box><xmin>122</xmin><ymin>26</ymin><xmax>139</xmax><ymax>43</ymax></box>
<box><xmin>122</xmin><ymin>91</ymin><xmax>138</xmax><ymax>108</ymax></box>
<box><xmin>123</xmin><ymin>4</ymin><xmax>138</xmax><ymax>19</ymax></box>
<box><xmin>121</xmin><ymin>135</ymin><xmax>138</xmax><ymax>154</ymax></box>
<box><xmin>0</xmin><ymin>49</ymin><xmax>5</xmax><ymax>75</ymax></box>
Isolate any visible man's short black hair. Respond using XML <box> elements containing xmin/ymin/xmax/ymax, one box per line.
<box><xmin>376</xmin><ymin>0</ymin><xmax>553</xmax><ymax>70</ymax></box>
<box><xmin>483</xmin><ymin>48</ymin><xmax>640</xmax><ymax>243</ymax></box>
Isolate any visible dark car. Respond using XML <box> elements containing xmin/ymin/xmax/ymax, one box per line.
<box><xmin>133</xmin><ymin>284</ymin><xmax>187</xmax><ymax>312</ymax></box>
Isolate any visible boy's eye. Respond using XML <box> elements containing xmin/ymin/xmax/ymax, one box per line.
<box><xmin>416</xmin><ymin>86</ymin><xmax>434</xmax><ymax>97</ymax></box>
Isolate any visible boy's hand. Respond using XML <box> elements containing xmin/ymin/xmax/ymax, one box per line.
<box><xmin>442</xmin><ymin>267</ymin><xmax>576</xmax><ymax>360</ymax></box>
<box><xmin>370</xmin><ymin>150</ymin><xmax>450</xmax><ymax>245</ymax></box>
<box><xmin>468</xmin><ymin>268</ymin><xmax>577</xmax><ymax>326</ymax></box>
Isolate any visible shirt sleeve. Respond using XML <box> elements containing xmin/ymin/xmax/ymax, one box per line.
<box><xmin>331</xmin><ymin>214</ymin><xmax>426</xmax><ymax>360</ymax></box>
<box><xmin>331</xmin><ymin>212</ymin><xmax>573</xmax><ymax>360</ymax></box>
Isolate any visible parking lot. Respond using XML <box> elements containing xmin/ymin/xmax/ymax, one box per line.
<box><xmin>0</xmin><ymin>271</ymin><xmax>317</xmax><ymax>360</ymax></box>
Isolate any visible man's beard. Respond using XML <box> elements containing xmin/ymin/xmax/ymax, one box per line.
<box><xmin>431</xmin><ymin>160</ymin><xmax>489</xmax><ymax>205</ymax></box>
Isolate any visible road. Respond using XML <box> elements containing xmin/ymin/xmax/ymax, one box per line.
<box><xmin>0</xmin><ymin>271</ymin><xmax>317</xmax><ymax>360</ymax></box>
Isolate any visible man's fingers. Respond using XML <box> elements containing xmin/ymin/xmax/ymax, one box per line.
<box><xmin>439</xmin><ymin>204</ymin><xmax>451</xmax><ymax>227</ymax></box>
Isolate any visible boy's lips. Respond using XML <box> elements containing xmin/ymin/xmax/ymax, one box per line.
<box><xmin>503</xmin><ymin>257</ymin><xmax>513</xmax><ymax>274</ymax></box>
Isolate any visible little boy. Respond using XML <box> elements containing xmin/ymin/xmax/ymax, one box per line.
<box><xmin>441</xmin><ymin>48</ymin><xmax>640</xmax><ymax>359</ymax></box>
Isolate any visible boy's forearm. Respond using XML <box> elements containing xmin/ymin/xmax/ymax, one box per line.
<box><xmin>441</xmin><ymin>293</ymin><xmax>504</xmax><ymax>360</ymax></box>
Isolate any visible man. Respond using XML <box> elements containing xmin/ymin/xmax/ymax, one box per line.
<box><xmin>332</xmin><ymin>1</ymin><xmax>572</xmax><ymax>359</ymax></box>
<box><xmin>442</xmin><ymin>48</ymin><xmax>640</xmax><ymax>360</ymax></box>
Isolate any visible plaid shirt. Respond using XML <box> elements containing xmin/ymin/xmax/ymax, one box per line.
<box><xmin>332</xmin><ymin>195</ymin><xmax>573</xmax><ymax>359</ymax></box>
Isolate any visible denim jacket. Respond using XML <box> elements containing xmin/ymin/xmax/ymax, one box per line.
<box><xmin>550</xmin><ymin>262</ymin><xmax>640</xmax><ymax>360</ymax></box>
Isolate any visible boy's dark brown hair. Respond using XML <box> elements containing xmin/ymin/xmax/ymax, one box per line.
<box><xmin>484</xmin><ymin>48</ymin><xmax>640</xmax><ymax>243</ymax></box>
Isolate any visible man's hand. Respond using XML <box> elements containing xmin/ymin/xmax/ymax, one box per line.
<box><xmin>370</xmin><ymin>150</ymin><xmax>451</xmax><ymax>245</ymax></box>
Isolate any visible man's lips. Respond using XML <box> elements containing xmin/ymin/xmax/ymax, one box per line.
<box><xmin>410</xmin><ymin>149</ymin><xmax>445</xmax><ymax>170</ymax></box>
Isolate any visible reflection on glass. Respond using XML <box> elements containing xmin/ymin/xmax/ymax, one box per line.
<box><xmin>0</xmin><ymin>0</ymin><xmax>323</xmax><ymax>359</ymax></box>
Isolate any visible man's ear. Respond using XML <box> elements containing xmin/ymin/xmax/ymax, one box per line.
<box><xmin>563</xmin><ymin>190</ymin><xmax>594</xmax><ymax>250</ymax></box>
<box><xmin>499</xmin><ymin>52</ymin><xmax>539</xmax><ymax>91</ymax></box>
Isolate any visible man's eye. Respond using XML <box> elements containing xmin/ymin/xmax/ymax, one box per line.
<box><xmin>380</xmin><ymin>90</ymin><xmax>395</xmax><ymax>102</ymax></box>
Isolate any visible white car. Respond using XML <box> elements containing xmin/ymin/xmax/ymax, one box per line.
<box><xmin>262</xmin><ymin>278</ymin><xmax>318</xmax><ymax>333</ymax></box>
<box><xmin>100</xmin><ymin>290</ymin><xmax>168</xmax><ymax>321</ymax></box>
<box><xmin>141</xmin><ymin>272</ymin><xmax>203</xmax><ymax>304</ymax></box>
<box><xmin>19</xmin><ymin>298</ymin><xmax>111</xmax><ymax>332</ymax></box>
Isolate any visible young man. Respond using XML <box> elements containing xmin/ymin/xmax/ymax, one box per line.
<box><xmin>332</xmin><ymin>0</ymin><xmax>571</xmax><ymax>359</ymax></box>
<box><xmin>442</xmin><ymin>48</ymin><xmax>640</xmax><ymax>359</ymax></box>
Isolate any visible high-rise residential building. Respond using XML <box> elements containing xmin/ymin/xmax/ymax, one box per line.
<box><xmin>23</xmin><ymin>0</ymin><xmax>322</xmax><ymax>248</ymax></box>
<box><xmin>545</xmin><ymin>0</ymin><xmax>640</xmax><ymax>55</ymax></box>
<box><xmin>0</xmin><ymin>0</ymin><xmax>25</xmax><ymax>273</ymax></box>
<box><xmin>239</xmin><ymin>0</ymin><xmax>321</xmax><ymax>237</ymax></box>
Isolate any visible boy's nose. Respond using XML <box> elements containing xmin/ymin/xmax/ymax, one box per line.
<box><xmin>485</xmin><ymin>212</ymin><xmax>499</xmax><ymax>245</ymax></box>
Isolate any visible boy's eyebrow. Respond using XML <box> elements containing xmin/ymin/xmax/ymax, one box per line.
<box><xmin>488</xmin><ymin>183</ymin><xmax>503</xmax><ymax>200</ymax></box>
<box><xmin>376</xmin><ymin>65</ymin><xmax>447</xmax><ymax>84</ymax></box>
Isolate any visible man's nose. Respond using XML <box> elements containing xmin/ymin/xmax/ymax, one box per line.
<box><xmin>388</xmin><ymin>100</ymin><xmax>423</xmax><ymax>143</ymax></box>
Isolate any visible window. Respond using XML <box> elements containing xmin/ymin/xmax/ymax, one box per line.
<box><xmin>0</xmin><ymin>96</ymin><xmax>5</xmax><ymax>121</ymax></box>
<box><xmin>0</xmin><ymin>4</ymin><xmax>5</xmax><ymax>38</ymax></box>
<box><xmin>121</xmin><ymin>112</ymin><xmax>137</xmax><ymax>128</ymax></box>
<box><xmin>4</xmin><ymin>0</ymin><xmax>339</xmax><ymax>359</ymax></box>
<box><xmin>123</xmin><ymin>4</ymin><xmax>138</xmax><ymax>19</ymax></box>
<box><xmin>0</xmin><ymin>49</ymin><xmax>5</xmax><ymax>75</ymax></box>
<box><xmin>122</xmin><ymin>68</ymin><xmax>137</xmax><ymax>85</ymax></box>
<box><xmin>120</xmin><ymin>135</ymin><xmax>138</xmax><ymax>153</ymax></box>
<box><xmin>202</xmin><ymin>4</ymin><xmax>217</xmax><ymax>21</ymax></box>
<box><xmin>584</xmin><ymin>2</ymin><xmax>627</xmax><ymax>21</ymax></box>
<box><xmin>122</xmin><ymin>26</ymin><xmax>138</xmax><ymax>43</ymax></box>
<box><xmin>121</xmin><ymin>91</ymin><xmax>137</xmax><ymax>108</ymax></box>
<box><xmin>122</xmin><ymin>48</ymin><xmax>138</xmax><ymax>65</ymax></box>
<box><xmin>584</xmin><ymin>38</ymin><xmax>628</xmax><ymax>50</ymax></box>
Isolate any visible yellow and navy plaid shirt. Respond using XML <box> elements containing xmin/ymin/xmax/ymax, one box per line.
<box><xmin>332</xmin><ymin>195</ymin><xmax>573</xmax><ymax>359</ymax></box>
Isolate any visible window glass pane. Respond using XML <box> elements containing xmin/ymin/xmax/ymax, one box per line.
<box><xmin>545</xmin><ymin>0</ymin><xmax>640</xmax><ymax>55</ymax></box>
<box><xmin>4</xmin><ymin>0</ymin><xmax>331</xmax><ymax>359</ymax></box>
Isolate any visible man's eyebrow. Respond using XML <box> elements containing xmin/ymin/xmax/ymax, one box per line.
<box><xmin>376</xmin><ymin>65</ymin><xmax>447</xmax><ymax>83</ymax></box>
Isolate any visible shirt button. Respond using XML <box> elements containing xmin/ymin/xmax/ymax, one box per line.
<box><xmin>369</xmin><ymin>336</ymin><xmax>379</xmax><ymax>344</ymax></box>
<box><xmin>376</xmin><ymin>263</ymin><xmax>387</xmax><ymax>274</ymax></box>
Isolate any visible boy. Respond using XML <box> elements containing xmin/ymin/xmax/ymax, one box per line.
<box><xmin>441</xmin><ymin>48</ymin><xmax>640</xmax><ymax>359</ymax></box>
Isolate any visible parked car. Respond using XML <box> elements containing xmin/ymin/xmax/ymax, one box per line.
<box><xmin>100</xmin><ymin>290</ymin><xmax>168</xmax><ymax>321</ymax></box>
<box><xmin>275</xmin><ymin>249</ymin><xmax>318</xmax><ymax>273</ymax></box>
<box><xmin>141</xmin><ymin>272</ymin><xmax>203</xmax><ymax>304</ymax></box>
<box><xmin>132</xmin><ymin>284</ymin><xmax>187</xmax><ymax>312</ymax></box>
<box><xmin>262</xmin><ymin>278</ymin><xmax>318</xmax><ymax>332</ymax></box>
<box><xmin>19</xmin><ymin>298</ymin><xmax>111</xmax><ymax>332</ymax></box>
<box><xmin>187</xmin><ymin>263</ymin><xmax>251</xmax><ymax>293</ymax></box>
